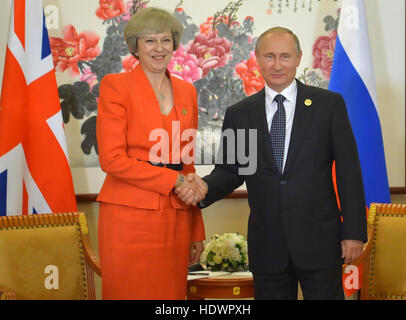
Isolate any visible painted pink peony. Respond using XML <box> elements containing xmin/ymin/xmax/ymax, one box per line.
<box><xmin>122</xmin><ymin>0</ymin><xmax>148</xmax><ymax>21</ymax></box>
<box><xmin>80</xmin><ymin>67</ymin><xmax>98</xmax><ymax>90</ymax></box>
<box><xmin>96</xmin><ymin>0</ymin><xmax>126</xmax><ymax>20</ymax></box>
<box><xmin>187</xmin><ymin>31</ymin><xmax>232</xmax><ymax>77</ymax></box>
<box><xmin>50</xmin><ymin>25</ymin><xmax>101</xmax><ymax>76</ymax></box>
<box><xmin>235</xmin><ymin>51</ymin><xmax>265</xmax><ymax>96</ymax></box>
<box><xmin>121</xmin><ymin>54</ymin><xmax>139</xmax><ymax>72</ymax></box>
<box><xmin>121</xmin><ymin>1</ymin><xmax>133</xmax><ymax>21</ymax></box>
<box><xmin>168</xmin><ymin>45</ymin><xmax>202</xmax><ymax>83</ymax></box>
<box><xmin>312</xmin><ymin>30</ymin><xmax>337</xmax><ymax>79</ymax></box>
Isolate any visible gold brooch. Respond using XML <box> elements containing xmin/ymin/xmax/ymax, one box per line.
<box><xmin>304</xmin><ymin>99</ymin><xmax>312</xmax><ymax>106</ymax></box>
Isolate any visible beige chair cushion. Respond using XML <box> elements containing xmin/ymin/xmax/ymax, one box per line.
<box><xmin>368</xmin><ymin>213</ymin><xmax>406</xmax><ymax>299</ymax></box>
<box><xmin>0</xmin><ymin>224</ymin><xmax>88</xmax><ymax>300</ymax></box>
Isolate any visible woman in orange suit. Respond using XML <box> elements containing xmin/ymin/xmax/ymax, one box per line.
<box><xmin>96</xmin><ymin>7</ymin><xmax>206</xmax><ymax>300</ymax></box>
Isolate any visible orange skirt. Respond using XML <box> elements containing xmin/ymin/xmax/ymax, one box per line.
<box><xmin>98</xmin><ymin>195</ymin><xmax>193</xmax><ymax>300</ymax></box>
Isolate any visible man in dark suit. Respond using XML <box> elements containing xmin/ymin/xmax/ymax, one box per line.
<box><xmin>176</xmin><ymin>27</ymin><xmax>367</xmax><ymax>300</ymax></box>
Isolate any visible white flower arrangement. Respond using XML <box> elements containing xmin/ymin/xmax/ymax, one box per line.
<box><xmin>200</xmin><ymin>233</ymin><xmax>248</xmax><ymax>272</ymax></box>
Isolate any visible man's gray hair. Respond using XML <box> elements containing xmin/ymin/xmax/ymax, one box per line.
<box><xmin>255</xmin><ymin>27</ymin><xmax>302</xmax><ymax>55</ymax></box>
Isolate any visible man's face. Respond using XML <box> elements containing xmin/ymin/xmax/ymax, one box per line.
<box><xmin>256</xmin><ymin>32</ymin><xmax>302</xmax><ymax>93</ymax></box>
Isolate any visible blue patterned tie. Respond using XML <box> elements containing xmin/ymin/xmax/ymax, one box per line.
<box><xmin>270</xmin><ymin>94</ymin><xmax>286</xmax><ymax>174</ymax></box>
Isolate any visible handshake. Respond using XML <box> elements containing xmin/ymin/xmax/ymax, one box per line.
<box><xmin>174</xmin><ymin>173</ymin><xmax>208</xmax><ymax>206</ymax></box>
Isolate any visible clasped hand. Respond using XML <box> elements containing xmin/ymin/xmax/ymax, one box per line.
<box><xmin>175</xmin><ymin>173</ymin><xmax>208</xmax><ymax>206</ymax></box>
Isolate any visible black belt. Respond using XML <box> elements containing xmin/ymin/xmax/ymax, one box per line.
<box><xmin>146</xmin><ymin>161</ymin><xmax>183</xmax><ymax>171</ymax></box>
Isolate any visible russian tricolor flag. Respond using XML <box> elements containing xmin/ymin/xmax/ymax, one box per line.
<box><xmin>329</xmin><ymin>0</ymin><xmax>390</xmax><ymax>297</ymax></box>
<box><xmin>0</xmin><ymin>0</ymin><xmax>77</xmax><ymax>215</ymax></box>
<box><xmin>329</xmin><ymin>0</ymin><xmax>391</xmax><ymax>206</ymax></box>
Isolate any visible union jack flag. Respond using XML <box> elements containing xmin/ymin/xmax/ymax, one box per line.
<box><xmin>0</xmin><ymin>0</ymin><xmax>77</xmax><ymax>215</ymax></box>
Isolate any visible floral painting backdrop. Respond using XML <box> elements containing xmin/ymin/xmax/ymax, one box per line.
<box><xmin>47</xmin><ymin>0</ymin><xmax>341</xmax><ymax>167</ymax></box>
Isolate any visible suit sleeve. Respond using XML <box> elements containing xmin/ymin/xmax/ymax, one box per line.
<box><xmin>182</xmin><ymin>85</ymin><xmax>198</xmax><ymax>175</ymax></box>
<box><xmin>186</xmin><ymin>85</ymin><xmax>205</xmax><ymax>242</ymax></box>
<box><xmin>190</xmin><ymin>206</ymin><xmax>206</xmax><ymax>242</ymax></box>
<box><xmin>199</xmin><ymin>107</ymin><xmax>245</xmax><ymax>208</ymax></box>
<box><xmin>331</xmin><ymin>94</ymin><xmax>368</xmax><ymax>242</ymax></box>
<box><xmin>96</xmin><ymin>75</ymin><xmax>178</xmax><ymax>195</ymax></box>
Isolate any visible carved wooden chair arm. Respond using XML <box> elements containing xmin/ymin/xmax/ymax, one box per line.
<box><xmin>77</xmin><ymin>212</ymin><xmax>101</xmax><ymax>277</ymax></box>
<box><xmin>0</xmin><ymin>285</ymin><xmax>16</xmax><ymax>300</ymax></box>
<box><xmin>82</xmin><ymin>235</ymin><xmax>101</xmax><ymax>277</ymax></box>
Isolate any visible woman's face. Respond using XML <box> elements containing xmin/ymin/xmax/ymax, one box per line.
<box><xmin>136</xmin><ymin>31</ymin><xmax>174</xmax><ymax>74</ymax></box>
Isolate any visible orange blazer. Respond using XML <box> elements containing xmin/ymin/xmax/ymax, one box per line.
<box><xmin>96</xmin><ymin>65</ymin><xmax>204</xmax><ymax>240</ymax></box>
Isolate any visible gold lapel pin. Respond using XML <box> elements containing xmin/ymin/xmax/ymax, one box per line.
<box><xmin>182</xmin><ymin>108</ymin><xmax>187</xmax><ymax>115</ymax></box>
<box><xmin>304</xmin><ymin>98</ymin><xmax>312</xmax><ymax>106</ymax></box>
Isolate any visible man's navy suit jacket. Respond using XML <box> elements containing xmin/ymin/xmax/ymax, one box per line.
<box><xmin>200</xmin><ymin>80</ymin><xmax>367</xmax><ymax>274</ymax></box>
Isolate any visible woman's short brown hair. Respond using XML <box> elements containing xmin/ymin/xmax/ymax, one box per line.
<box><xmin>124</xmin><ymin>7</ymin><xmax>183</xmax><ymax>54</ymax></box>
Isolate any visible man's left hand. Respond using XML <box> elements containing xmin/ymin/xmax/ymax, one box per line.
<box><xmin>341</xmin><ymin>239</ymin><xmax>364</xmax><ymax>264</ymax></box>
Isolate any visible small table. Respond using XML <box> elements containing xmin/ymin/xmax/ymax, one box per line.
<box><xmin>187</xmin><ymin>275</ymin><xmax>254</xmax><ymax>300</ymax></box>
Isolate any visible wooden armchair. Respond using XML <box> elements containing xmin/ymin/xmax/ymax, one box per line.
<box><xmin>0</xmin><ymin>212</ymin><xmax>101</xmax><ymax>300</ymax></box>
<box><xmin>356</xmin><ymin>203</ymin><xmax>406</xmax><ymax>300</ymax></box>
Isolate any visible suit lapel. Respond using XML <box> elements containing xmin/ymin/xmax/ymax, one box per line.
<box><xmin>283</xmin><ymin>80</ymin><xmax>315</xmax><ymax>174</ymax></box>
<box><xmin>131</xmin><ymin>65</ymin><xmax>164</xmax><ymax>132</ymax></box>
<box><xmin>169</xmin><ymin>73</ymin><xmax>191</xmax><ymax>133</ymax></box>
<box><xmin>131</xmin><ymin>65</ymin><xmax>192</xmax><ymax>134</ymax></box>
<box><xmin>249</xmin><ymin>89</ymin><xmax>280</xmax><ymax>174</ymax></box>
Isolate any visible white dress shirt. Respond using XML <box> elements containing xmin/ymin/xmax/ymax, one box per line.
<box><xmin>265</xmin><ymin>79</ymin><xmax>298</xmax><ymax>173</ymax></box>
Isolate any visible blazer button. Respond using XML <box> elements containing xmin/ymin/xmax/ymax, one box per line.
<box><xmin>280</xmin><ymin>180</ymin><xmax>287</xmax><ymax>185</ymax></box>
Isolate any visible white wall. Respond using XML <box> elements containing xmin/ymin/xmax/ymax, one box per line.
<box><xmin>366</xmin><ymin>0</ymin><xmax>405</xmax><ymax>187</ymax></box>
